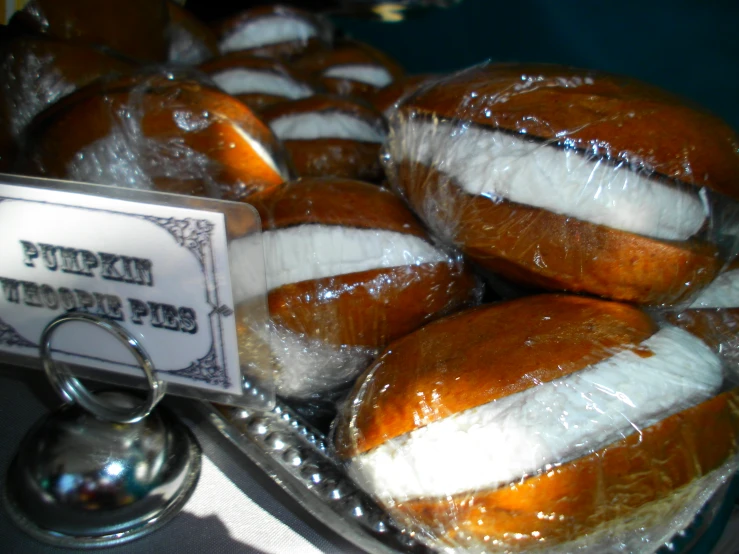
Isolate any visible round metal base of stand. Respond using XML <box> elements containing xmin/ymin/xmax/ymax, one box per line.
<box><xmin>3</xmin><ymin>394</ymin><xmax>202</xmax><ymax>549</ymax></box>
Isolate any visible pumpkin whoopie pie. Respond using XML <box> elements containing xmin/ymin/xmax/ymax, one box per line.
<box><xmin>213</xmin><ymin>4</ymin><xmax>332</xmax><ymax>60</ymax></box>
<box><xmin>336</xmin><ymin>294</ymin><xmax>738</xmax><ymax>551</ymax></box>
<box><xmin>22</xmin><ymin>73</ymin><xmax>289</xmax><ymax>201</ymax></box>
<box><xmin>260</xmin><ymin>95</ymin><xmax>387</xmax><ymax>182</ymax></box>
<box><xmin>293</xmin><ymin>39</ymin><xmax>404</xmax><ymax>102</ymax></box>
<box><xmin>229</xmin><ymin>178</ymin><xmax>478</xmax><ymax>398</ymax></box>
<box><xmin>200</xmin><ymin>53</ymin><xmax>316</xmax><ymax>112</ymax></box>
<box><xmin>384</xmin><ymin>64</ymin><xmax>739</xmax><ymax>305</ymax></box>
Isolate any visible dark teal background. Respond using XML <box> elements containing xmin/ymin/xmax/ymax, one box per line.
<box><xmin>333</xmin><ymin>0</ymin><xmax>739</xmax><ymax>131</ymax></box>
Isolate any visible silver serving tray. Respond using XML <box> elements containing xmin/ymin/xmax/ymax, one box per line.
<box><xmin>200</xmin><ymin>398</ymin><xmax>432</xmax><ymax>554</ymax></box>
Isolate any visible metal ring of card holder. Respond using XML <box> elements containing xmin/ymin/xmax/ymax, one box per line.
<box><xmin>39</xmin><ymin>312</ymin><xmax>165</xmax><ymax>424</ymax></box>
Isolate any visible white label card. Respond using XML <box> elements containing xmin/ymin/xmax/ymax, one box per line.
<box><xmin>0</xmin><ymin>182</ymin><xmax>243</xmax><ymax>396</ymax></box>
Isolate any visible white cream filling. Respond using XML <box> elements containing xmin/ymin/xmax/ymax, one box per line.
<box><xmin>269</xmin><ymin>113</ymin><xmax>386</xmax><ymax>143</ymax></box>
<box><xmin>350</xmin><ymin>326</ymin><xmax>722</xmax><ymax>502</ymax></box>
<box><xmin>690</xmin><ymin>269</ymin><xmax>739</xmax><ymax>308</ymax></box>
<box><xmin>220</xmin><ymin>17</ymin><xmax>317</xmax><ymax>53</ymax></box>
<box><xmin>395</xmin><ymin>119</ymin><xmax>707</xmax><ymax>241</ymax></box>
<box><xmin>323</xmin><ymin>64</ymin><xmax>393</xmax><ymax>87</ymax></box>
<box><xmin>229</xmin><ymin>122</ymin><xmax>284</xmax><ymax>178</ymax></box>
<box><xmin>260</xmin><ymin>225</ymin><xmax>446</xmax><ymax>291</ymax></box>
<box><xmin>211</xmin><ymin>68</ymin><xmax>312</xmax><ymax>99</ymax></box>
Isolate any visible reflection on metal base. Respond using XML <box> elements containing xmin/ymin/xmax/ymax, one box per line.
<box><xmin>4</xmin><ymin>392</ymin><xmax>201</xmax><ymax>549</ymax></box>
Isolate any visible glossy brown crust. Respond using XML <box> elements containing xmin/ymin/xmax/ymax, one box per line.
<box><xmin>370</xmin><ymin>74</ymin><xmax>438</xmax><ymax>114</ymax></box>
<box><xmin>397</xmin><ymin>161</ymin><xmax>721</xmax><ymax>305</ymax></box>
<box><xmin>283</xmin><ymin>139</ymin><xmax>383</xmax><ymax>181</ymax></box>
<box><xmin>10</xmin><ymin>0</ymin><xmax>169</xmax><ymax>62</ymax></box>
<box><xmin>238</xmin><ymin>93</ymin><xmax>292</xmax><ymax>113</ymax></box>
<box><xmin>253</xmin><ymin>178</ymin><xmax>428</xmax><ymax>237</ymax></box>
<box><xmin>166</xmin><ymin>1</ymin><xmax>219</xmax><ymax>63</ymax></box>
<box><xmin>23</xmin><ymin>75</ymin><xmax>286</xmax><ymax>200</ymax></box>
<box><xmin>213</xmin><ymin>5</ymin><xmax>331</xmax><ymax>58</ymax></box>
<box><xmin>336</xmin><ymin>295</ymin><xmax>658</xmax><ymax>456</ymax></box>
<box><xmin>398</xmin><ymin>390</ymin><xmax>739</xmax><ymax>549</ymax></box>
<box><xmin>0</xmin><ymin>35</ymin><xmax>134</xmax><ymax>170</ymax></box>
<box><xmin>401</xmin><ymin>63</ymin><xmax>739</xmax><ymax>196</ymax></box>
<box><xmin>319</xmin><ymin>77</ymin><xmax>378</xmax><ymax>102</ymax></box>
<box><xmin>269</xmin><ymin>263</ymin><xmax>477</xmax><ymax>348</ymax></box>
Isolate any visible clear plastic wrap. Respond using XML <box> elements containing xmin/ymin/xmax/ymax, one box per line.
<box><xmin>382</xmin><ymin>63</ymin><xmax>739</xmax><ymax>306</ymax></box>
<box><xmin>8</xmin><ymin>0</ymin><xmax>170</xmax><ymax>63</ymax></box>
<box><xmin>199</xmin><ymin>53</ymin><xmax>318</xmax><ymax>112</ymax></box>
<box><xmin>333</xmin><ymin>294</ymin><xmax>739</xmax><ymax>553</ymax></box>
<box><xmin>666</xmin><ymin>259</ymin><xmax>739</xmax><ymax>369</ymax></box>
<box><xmin>213</xmin><ymin>4</ymin><xmax>333</xmax><ymax>60</ymax></box>
<box><xmin>229</xmin><ymin>177</ymin><xmax>481</xmax><ymax>400</ymax></box>
<box><xmin>259</xmin><ymin>95</ymin><xmax>388</xmax><ymax>182</ymax></box>
<box><xmin>292</xmin><ymin>38</ymin><xmax>405</xmax><ymax>102</ymax></box>
<box><xmin>0</xmin><ymin>33</ymin><xmax>134</xmax><ymax>171</ymax></box>
<box><xmin>19</xmin><ymin>70</ymin><xmax>290</xmax><ymax>202</ymax></box>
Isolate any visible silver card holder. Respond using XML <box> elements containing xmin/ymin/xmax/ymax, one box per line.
<box><xmin>4</xmin><ymin>292</ymin><xmax>201</xmax><ymax>548</ymax></box>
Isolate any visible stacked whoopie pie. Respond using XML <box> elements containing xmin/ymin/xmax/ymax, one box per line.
<box><xmin>292</xmin><ymin>38</ymin><xmax>405</xmax><ymax>102</ymax></box>
<box><xmin>212</xmin><ymin>4</ymin><xmax>332</xmax><ymax>61</ymax></box>
<box><xmin>230</xmin><ymin>178</ymin><xmax>478</xmax><ymax>399</ymax></box>
<box><xmin>199</xmin><ymin>53</ymin><xmax>317</xmax><ymax>112</ymax></box>
<box><xmin>335</xmin><ymin>294</ymin><xmax>739</xmax><ymax>551</ymax></box>
<box><xmin>3</xmin><ymin>0</ymin><xmax>293</xmax><ymax>202</ymax></box>
<box><xmin>383</xmin><ymin>64</ymin><xmax>739</xmax><ymax>306</ymax></box>
<box><xmin>333</xmin><ymin>63</ymin><xmax>739</xmax><ymax>552</ymax></box>
<box><xmin>260</xmin><ymin>95</ymin><xmax>388</xmax><ymax>182</ymax></box>
<box><xmin>201</xmin><ymin>5</ymin><xmax>405</xmax><ymax>182</ymax></box>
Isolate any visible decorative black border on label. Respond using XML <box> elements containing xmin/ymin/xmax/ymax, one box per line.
<box><xmin>0</xmin><ymin>195</ymin><xmax>233</xmax><ymax>389</ymax></box>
